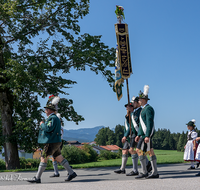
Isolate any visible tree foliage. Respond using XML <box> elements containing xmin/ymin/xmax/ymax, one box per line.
<box><xmin>95</xmin><ymin>126</ymin><xmax>200</xmax><ymax>152</ymax></box>
<box><xmin>0</xmin><ymin>0</ymin><xmax>115</xmax><ymax>169</ymax></box>
<box><xmin>95</xmin><ymin>125</ymin><xmax>124</xmax><ymax>147</ymax></box>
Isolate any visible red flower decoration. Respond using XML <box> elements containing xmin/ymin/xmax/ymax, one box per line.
<box><xmin>49</xmin><ymin>95</ymin><xmax>55</xmax><ymax>99</ymax></box>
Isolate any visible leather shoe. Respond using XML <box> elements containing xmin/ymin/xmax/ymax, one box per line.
<box><xmin>195</xmin><ymin>172</ymin><xmax>200</xmax><ymax>176</ymax></box>
<box><xmin>146</xmin><ymin>173</ymin><xmax>159</xmax><ymax>179</ymax></box>
<box><xmin>50</xmin><ymin>173</ymin><xmax>60</xmax><ymax>177</ymax></box>
<box><xmin>27</xmin><ymin>176</ymin><xmax>41</xmax><ymax>183</ymax></box>
<box><xmin>65</xmin><ymin>172</ymin><xmax>77</xmax><ymax>181</ymax></box>
<box><xmin>126</xmin><ymin>171</ymin><xmax>139</xmax><ymax>176</ymax></box>
<box><xmin>146</xmin><ymin>161</ymin><xmax>152</xmax><ymax>172</ymax></box>
<box><xmin>114</xmin><ymin>169</ymin><xmax>126</xmax><ymax>174</ymax></box>
<box><xmin>196</xmin><ymin>163</ymin><xmax>200</xmax><ymax>168</ymax></box>
<box><xmin>188</xmin><ymin>166</ymin><xmax>195</xmax><ymax>170</ymax></box>
<box><xmin>135</xmin><ymin>173</ymin><xmax>148</xmax><ymax>179</ymax></box>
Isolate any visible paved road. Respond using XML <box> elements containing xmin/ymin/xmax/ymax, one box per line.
<box><xmin>0</xmin><ymin>163</ymin><xmax>200</xmax><ymax>190</ymax></box>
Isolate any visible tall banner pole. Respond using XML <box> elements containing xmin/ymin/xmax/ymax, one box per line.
<box><xmin>126</xmin><ymin>79</ymin><xmax>132</xmax><ymax>137</ymax></box>
<box><xmin>114</xmin><ymin>5</ymin><xmax>133</xmax><ymax>137</ymax></box>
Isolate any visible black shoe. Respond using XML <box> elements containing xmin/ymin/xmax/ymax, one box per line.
<box><xmin>114</xmin><ymin>169</ymin><xmax>126</xmax><ymax>174</ymax></box>
<box><xmin>65</xmin><ymin>172</ymin><xmax>77</xmax><ymax>181</ymax></box>
<box><xmin>196</xmin><ymin>163</ymin><xmax>200</xmax><ymax>168</ymax></box>
<box><xmin>195</xmin><ymin>172</ymin><xmax>200</xmax><ymax>176</ymax></box>
<box><xmin>188</xmin><ymin>166</ymin><xmax>195</xmax><ymax>170</ymax></box>
<box><xmin>146</xmin><ymin>173</ymin><xmax>159</xmax><ymax>179</ymax></box>
<box><xmin>135</xmin><ymin>173</ymin><xmax>148</xmax><ymax>179</ymax></box>
<box><xmin>146</xmin><ymin>161</ymin><xmax>152</xmax><ymax>173</ymax></box>
<box><xmin>27</xmin><ymin>176</ymin><xmax>41</xmax><ymax>183</ymax></box>
<box><xmin>50</xmin><ymin>173</ymin><xmax>60</xmax><ymax>178</ymax></box>
<box><xmin>126</xmin><ymin>171</ymin><xmax>139</xmax><ymax>176</ymax></box>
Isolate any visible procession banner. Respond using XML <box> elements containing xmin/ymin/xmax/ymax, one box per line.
<box><xmin>115</xmin><ymin>23</ymin><xmax>132</xmax><ymax>79</ymax></box>
<box><xmin>115</xmin><ymin>44</ymin><xmax>123</xmax><ymax>101</ymax></box>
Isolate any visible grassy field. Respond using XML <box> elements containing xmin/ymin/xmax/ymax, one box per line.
<box><xmin>71</xmin><ymin>150</ymin><xmax>185</xmax><ymax>169</ymax></box>
<box><xmin>0</xmin><ymin>150</ymin><xmax>185</xmax><ymax>172</ymax></box>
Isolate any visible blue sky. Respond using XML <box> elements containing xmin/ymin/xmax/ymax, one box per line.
<box><xmin>40</xmin><ymin>0</ymin><xmax>200</xmax><ymax>134</ymax></box>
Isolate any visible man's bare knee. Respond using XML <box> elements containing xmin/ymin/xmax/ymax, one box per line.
<box><xmin>129</xmin><ymin>148</ymin><xmax>136</xmax><ymax>155</ymax></box>
<box><xmin>55</xmin><ymin>154</ymin><xmax>64</xmax><ymax>163</ymax></box>
<box><xmin>122</xmin><ymin>149</ymin><xmax>128</xmax><ymax>155</ymax></box>
<box><xmin>41</xmin><ymin>156</ymin><xmax>49</xmax><ymax>163</ymax></box>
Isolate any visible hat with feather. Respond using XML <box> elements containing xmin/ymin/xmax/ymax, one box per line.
<box><xmin>138</xmin><ymin>85</ymin><xmax>150</xmax><ymax>100</ymax></box>
<box><xmin>186</xmin><ymin>119</ymin><xmax>196</xmax><ymax>127</ymax></box>
<box><xmin>44</xmin><ymin>95</ymin><xmax>60</xmax><ymax>111</ymax></box>
<box><xmin>124</xmin><ymin>96</ymin><xmax>139</xmax><ymax>107</ymax></box>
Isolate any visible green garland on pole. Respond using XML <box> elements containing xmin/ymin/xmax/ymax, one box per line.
<box><xmin>115</xmin><ymin>5</ymin><xmax>125</xmax><ymax>19</ymax></box>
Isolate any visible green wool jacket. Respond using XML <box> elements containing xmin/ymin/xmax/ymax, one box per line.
<box><xmin>124</xmin><ymin>107</ymin><xmax>142</xmax><ymax>138</ymax></box>
<box><xmin>38</xmin><ymin>113</ymin><xmax>62</xmax><ymax>144</ymax></box>
<box><xmin>138</xmin><ymin>104</ymin><xmax>155</xmax><ymax>138</ymax></box>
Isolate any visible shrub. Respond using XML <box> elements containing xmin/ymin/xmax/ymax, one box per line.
<box><xmin>19</xmin><ymin>157</ymin><xmax>28</xmax><ymax>169</ymax></box>
<box><xmin>81</xmin><ymin>144</ymin><xmax>98</xmax><ymax>162</ymax></box>
<box><xmin>0</xmin><ymin>159</ymin><xmax>6</xmax><ymax>170</ymax></box>
<box><xmin>19</xmin><ymin>158</ymin><xmax>47</xmax><ymax>169</ymax></box>
<box><xmin>99</xmin><ymin>150</ymin><xmax>121</xmax><ymax>160</ymax></box>
<box><xmin>26</xmin><ymin>158</ymin><xmax>40</xmax><ymax>168</ymax></box>
<box><xmin>61</xmin><ymin>145</ymin><xmax>90</xmax><ymax>164</ymax></box>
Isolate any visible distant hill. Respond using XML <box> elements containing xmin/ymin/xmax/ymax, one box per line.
<box><xmin>63</xmin><ymin>126</ymin><xmax>104</xmax><ymax>143</ymax></box>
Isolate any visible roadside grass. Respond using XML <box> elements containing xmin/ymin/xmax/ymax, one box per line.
<box><xmin>71</xmin><ymin>150</ymin><xmax>185</xmax><ymax>169</ymax></box>
<box><xmin>0</xmin><ymin>150</ymin><xmax>185</xmax><ymax>172</ymax></box>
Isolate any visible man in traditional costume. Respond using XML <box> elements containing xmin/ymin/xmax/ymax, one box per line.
<box><xmin>184</xmin><ymin>119</ymin><xmax>197</xmax><ymax>170</ymax></box>
<box><xmin>135</xmin><ymin>85</ymin><xmax>159</xmax><ymax>179</ymax></box>
<box><xmin>114</xmin><ymin>96</ymin><xmax>151</xmax><ymax>175</ymax></box>
<box><xmin>27</xmin><ymin>96</ymin><xmax>77</xmax><ymax>183</ymax></box>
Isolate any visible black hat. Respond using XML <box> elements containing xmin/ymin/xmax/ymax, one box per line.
<box><xmin>124</xmin><ymin>96</ymin><xmax>139</xmax><ymax>107</ymax></box>
<box><xmin>124</xmin><ymin>102</ymin><xmax>133</xmax><ymax>107</ymax></box>
<box><xmin>186</xmin><ymin>119</ymin><xmax>196</xmax><ymax>127</ymax></box>
<box><xmin>44</xmin><ymin>103</ymin><xmax>56</xmax><ymax>111</ymax></box>
<box><xmin>45</xmin><ymin>95</ymin><xmax>60</xmax><ymax>111</ymax></box>
<box><xmin>138</xmin><ymin>85</ymin><xmax>150</xmax><ymax>100</ymax></box>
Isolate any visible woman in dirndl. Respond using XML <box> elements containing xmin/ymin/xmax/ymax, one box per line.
<box><xmin>183</xmin><ymin>119</ymin><xmax>197</xmax><ymax>170</ymax></box>
<box><xmin>194</xmin><ymin>135</ymin><xmax>200</xmax><ymax>176</ymax></box>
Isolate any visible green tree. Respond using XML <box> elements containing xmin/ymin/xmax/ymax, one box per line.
<box><xmin>172</xmin><ymin>132</ymin><xmax>181</xmax><ymax>150</ymax></box>
<box><xmin>177</xmin><ymin>131</ymin><xmax>186</xmax><ymax>152</ymax></box>
<box><xmin>94</xmin><ymin>128</ymin><xmax>107</xmax><ymax>146</ymax></box>
<box><xmin>115</xmin><ymin>124</ymin><xmax>124</xmax><ymax>148</ymax></box>
<box><xmin>161</xmin><ymin>129</ymin><xmax>170</xmax><ymax>150</ymax></box>
<box><xmin>0</xmin><ymin>0</ymin><xmax>115</xmax><ymax>169</ymax></box>
<box><xmin>152</xmin><ymin>129</ymin><xmax>163</xmax><ymax>149</ymax></box>
<box><xmin>106</xmin><ymin>128</ymin><xmax>115</xmax><ymax>145</ymax></box>
<box><xmin>168</xmin><ymin>135</ymin><xmax>175</xmax><ymax>150</ymax></box>
<box><xmin>95</xmin><ymin>127</ymin><xmax>115</xmax><ymax>146</ymax></box>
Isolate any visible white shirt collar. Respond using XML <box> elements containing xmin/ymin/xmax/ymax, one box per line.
<box><xmin>134</xmin><ymin>106</ymin><xmax>141</xmax><ymax>112</ymax></box>
<box><xmin>141</xmin><ymin>104</ymin><xmax>148</xmax><ymax>109</ymax></box>
<box><xmin>47</xmin><ymin>113</ymin><xmax>55</xmax><ymax>118</ymax></box>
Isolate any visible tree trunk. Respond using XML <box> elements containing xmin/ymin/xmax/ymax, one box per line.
<box><xmin>0</xmin><ymin>92</ymin><xmax>20</xmax><ymax>170</ymax></box>
<box><xmin>0</xmin><ymin>37</ymin><xmax>20</xmax><ymax>169</ymax></box>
